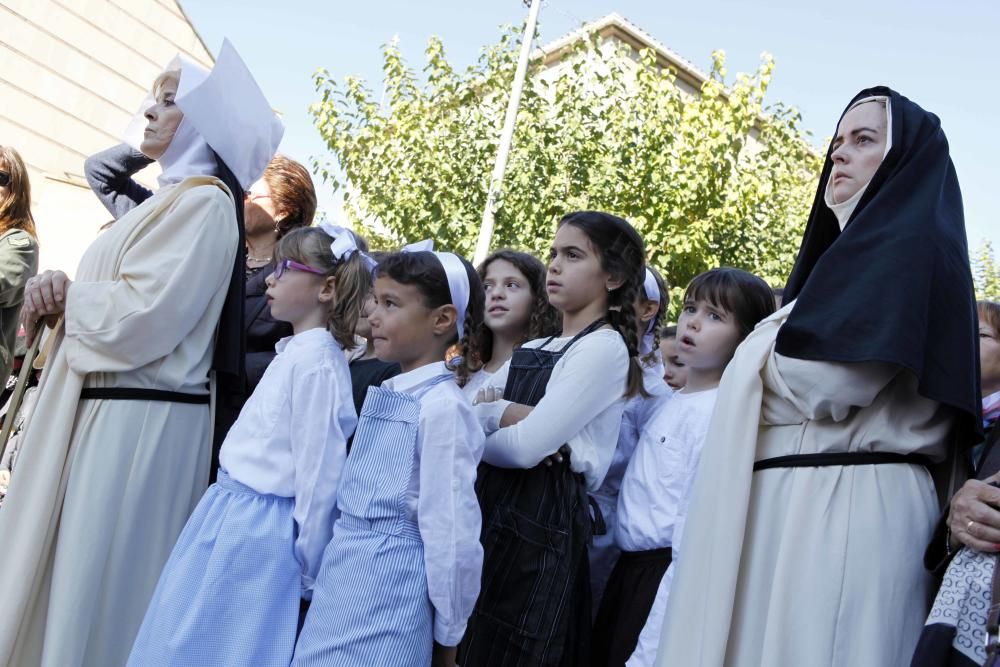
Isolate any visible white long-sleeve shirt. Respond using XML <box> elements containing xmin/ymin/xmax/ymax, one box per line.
<box><xmin>476</xmin><ymin>328</ymin><xmax>629</xmax><ymax>490</ymax></box>
<box><xmin>219</xmin><ymin>327</ymin><xmax>356</xmax><ymax>598</ymax></box>
<box><xmin>381</xmin><ymin>361</ymin><xmax>485</xmax><ymax>647</ymax></box>
<box><xmin>461</xmin><ymin>358</ymin><xmax>511</xmax><ymax>401</ymax></box>
<box><xmin>615</xmin><ymin>387</ymin><xmax>719</xmax><ymax>552</ymax></box>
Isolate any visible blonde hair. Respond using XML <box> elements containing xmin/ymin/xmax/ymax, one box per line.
<box><xmin>275</xmin><ymin>227</ymin><xmax>371</xmax><ymax>348</ymax></box>
<box><xmin>152</xmin><ymin>69</ymin><xmax>181</xmax><ymax>99</ymax></box>
<box><xmin>0</xmin><ymin>146</ymin><xmax>37</xmax><ymax>239</ymax></box>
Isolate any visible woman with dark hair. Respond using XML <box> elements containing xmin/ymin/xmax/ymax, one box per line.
<box><xmin>463</xmin><ymin>248</ymin><xmax>559</xmax><ymax>398</ymax></box>
<box><xmin>652</xmin><ymin>89</ymin><xmax>980</xmax><ymax>667</ymax></box>
<box><xmin>0</xmin><ymin>146</ymin><xmax>39</xmax><ymax>381</ymax></box>
<box><xmin>0</xmin><ymin>41</ymin><xmax>283</xmax><ymax>667</ymax></box>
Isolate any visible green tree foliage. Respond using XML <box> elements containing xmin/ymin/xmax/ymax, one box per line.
<box><xmin>973</xmin><ymin>239</ymin><xmax>1000</xmax><ymax>301</ymax></box>
<box><xmin>311</xmin><ymin>26</ymin><xmax>823</xmax><ymax>315</ymax></box>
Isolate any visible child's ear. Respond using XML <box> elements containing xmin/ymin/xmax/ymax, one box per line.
<box><xmin>317</xmin><ymin>276</ymin><xmax>337</xmax><ymax>304</ymax></box>
<box><xmin>639</xmin><ymin>298</ymin><xmax>659</xmax><ymax>324</ymax></box>
<box><xmin>606</xmin><ymin>273</ymin><xmax>626</xmax><ymax>292</ymax></box>
<box><xmin>432</xmin><ymin>304</ymin><xmax>458</xmax><ymax>337</ymax></box>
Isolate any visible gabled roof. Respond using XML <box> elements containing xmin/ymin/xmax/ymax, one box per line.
<box><xmin>535</xmin><ymin>12</ymin><xmax>710</xmax><ymax>91</ymax></box>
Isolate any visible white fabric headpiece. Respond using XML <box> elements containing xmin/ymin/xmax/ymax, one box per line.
<box><xmin>640</xmin><ymin>267</ymin><xmax>661</xmax><ymax>355</ymax></box>
<box><xmin>824</xmin><ymin>95</ymin><xmax>893</xmax><ymax>230</ymax></box>
<box><xmin>401</xmin><ymin>239</ymin><xmax>471</xmax><ymax>340</ymax></box>
<box><xmin>319</xmin><ymin>221</ymin><xmax>377</xmax><ymax>272</ymax></box>
<box><xmin>124</xmin><ymin>39</ymin><xmax>284</xmax><ymax>191</ymax></box>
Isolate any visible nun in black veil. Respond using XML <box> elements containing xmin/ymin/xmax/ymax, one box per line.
<box><xmin>644</xmin><ymin>88</ymin><xmax>981</xmax><ymax>667</ymax></box>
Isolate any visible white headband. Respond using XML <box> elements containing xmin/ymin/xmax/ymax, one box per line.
<box><xmin>319</xmin><ymin>221</ymin><xmax>377</xmax><ymax>273</ymax></box>
<box><xmin>640</xmin><ymin>267</ymin><xmax>661</xmax><ymax>355</ymax></box>
<box><xmin>401</xmin><ymin>239</ymin><xmax>471</xmax><ymax>340</ymax></box>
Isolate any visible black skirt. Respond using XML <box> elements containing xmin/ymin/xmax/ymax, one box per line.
<box><xmin>591</xmin><ymin>547</ymin><xmax>672</xmax><ymax>667</ymax></box>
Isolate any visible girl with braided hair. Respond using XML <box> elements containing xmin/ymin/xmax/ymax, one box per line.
<box><xmin>460</xmin><ymin>210</ymin><xmax>646</xmax><ymax>666</ymax></box>
<box><xmin>589</xmin><ymin>266</ymin><xmax>672</xmax><ymax>614</ymax></box>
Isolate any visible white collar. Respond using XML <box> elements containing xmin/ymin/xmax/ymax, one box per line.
<box><xmin>383</xmin><ymin>360</ymin><xmax>452</xmax><ymax>394</ymax></box>
<box><xmin>275</xmin><ymin>327</ymin><xmax>338</xmax><ymax>354</ymax></box>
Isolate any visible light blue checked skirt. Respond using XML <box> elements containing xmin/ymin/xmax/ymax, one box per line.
<box><xmin>127</xmin><ymin>469</ymin><xmax>301</xmax><ymax>667</ymax></box>
<box><xmin>292</xmin><ymin>514</ymin><xmax>432</xmax><ymax>667</ymax></box>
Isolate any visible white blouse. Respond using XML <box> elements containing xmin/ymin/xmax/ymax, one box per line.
<box><xmin>615</xmin><ymin>386</ymin><xmax>719</xmax><ymax>552</ymax></box>
<box><xmin>382</xmin><ymin>361</ymin><xmax>485</xmax><ymax>647</ymax></box>
<box><xmin>594</xmin><ymin>361</ymin><xmax>672</xmax><ymax>503</ymax></box>
<box><xmin>477</xmin><ymin>328</ymin><xmax>629</xmax><ymax>490</ymax></box>
<box><xmin>461</xmin><ymin>358</ymin><xmax>511</xmax><ymax>401</ymax></box>
<box><xmin>219</xmin><ymin>327</ymin><xmax>356</xmax><ymax>598</ymax></box>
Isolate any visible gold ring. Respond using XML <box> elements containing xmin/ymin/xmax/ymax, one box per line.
<box><xmin>967</xmin><ymin>519</ymin><xmax>976</xmax><ymax>533</ymax></box>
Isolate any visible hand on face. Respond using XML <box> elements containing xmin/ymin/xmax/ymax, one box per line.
<box><xmin>140</xmin><ymin>74</ymin><xmax>184</xmax><ymax>160</ymax></box>
<box><xmin>828</xmin><ymin>100</ymin><xmax>888</xmax><ymax>204</ymax></box>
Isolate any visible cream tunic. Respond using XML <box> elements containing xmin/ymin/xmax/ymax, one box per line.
<box><xmin>654</xmin><ymin>301</ymin><xmax>953</xmax><ymax>667</ymax></box>
<box><xmin>0</xmin><ymin>178</ymin><xmax>237</xmax><ymax>667</ymax></box>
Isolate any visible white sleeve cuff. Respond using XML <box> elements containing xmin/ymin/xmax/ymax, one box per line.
<box><xmin>433</xmin><ymin>617</ymin><xmax>468</xmax><ymax>648</ymax></box>
<box><xmin>474</xmin><ymin>399</ymin><xmax>511</xmax><ymax>435</ymax></box>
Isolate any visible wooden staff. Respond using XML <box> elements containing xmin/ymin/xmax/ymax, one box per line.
<box><xmin>0</xmin><ymin>324</ymin><xmax>45</xmax><ymax>465</ymax></box>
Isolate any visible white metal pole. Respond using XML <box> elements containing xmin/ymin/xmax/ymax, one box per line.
<box><xmin>471</xmin><ymin>0</ymin><xmax>543</xmax><ymax>266</ymax></box>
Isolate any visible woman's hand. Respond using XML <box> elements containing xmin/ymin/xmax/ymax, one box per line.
<box><xmin>22</xmin><ymin>270</ymin><xmax>72</xmax><ymax>340</ymax></box>
<box><xmin>948</xmin><ymin>473</ymin><xmax>1000</xmax><ymax>553</ymax></box>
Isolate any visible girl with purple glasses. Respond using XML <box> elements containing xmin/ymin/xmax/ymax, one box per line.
<box><xmin>127</xmin><ymin>224</ymin><xmax>370</xmax><ymax>667</ymax></box>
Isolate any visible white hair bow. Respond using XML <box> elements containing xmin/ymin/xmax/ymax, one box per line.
<box><xmin>319</xmin><ymin>221</ymin><xmax>377</xmax><ymax>273</ymax></box>
<box><xmin>402</xmin><ymin>239</ymin><xmax>471</xmax><ymax>340</ymax></box>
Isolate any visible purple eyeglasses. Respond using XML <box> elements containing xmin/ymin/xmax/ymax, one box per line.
<box><xmin>273</xmin><ymin>259</ymin><xmax>326</xmax><ymax>281</ymax></box>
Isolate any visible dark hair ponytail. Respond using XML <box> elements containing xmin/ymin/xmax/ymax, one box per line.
<box><xmin>558</xmin><ymin>211</ymin><xmax>647</xmax><ymax>399</ymax></box>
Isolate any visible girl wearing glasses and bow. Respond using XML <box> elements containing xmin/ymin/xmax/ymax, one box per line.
<box><xmin>128</xmin><ymin>223</ymin><xmax>369</xmax><ymax>666</ymax></box>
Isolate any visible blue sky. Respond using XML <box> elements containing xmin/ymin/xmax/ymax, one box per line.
<box><xmin>182</xmin><ymin>0</ymin><xmax>999</xmax><ymax>253</ymax></box>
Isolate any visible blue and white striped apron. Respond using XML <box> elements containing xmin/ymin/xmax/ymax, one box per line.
<box><xmin>293</xmin><ymin>373</ymin><xmax>454</xmax><ymax>667</ymax></box>
<box><xmin>127</xmin><ymin>469</ymin><xmax>301</xmax><ymax>667</ymax></box>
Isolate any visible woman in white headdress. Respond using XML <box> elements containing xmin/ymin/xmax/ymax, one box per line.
<box><xmin>0</xmin><ymin>41</ymin><xmax>283</xmax><ymax>667</ymax></box>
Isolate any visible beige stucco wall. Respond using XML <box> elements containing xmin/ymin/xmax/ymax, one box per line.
<box><xmin>0</xmin><ymin>0</ymin><xmax>212</xmax><ymax>275</ymax></box>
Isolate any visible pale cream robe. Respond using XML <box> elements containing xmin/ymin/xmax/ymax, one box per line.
<box><xmin>0</xmin><ymin>177</ymin><xmax>238</xmax><ymax>667</ymax></box>
<box><xmin>654</xmin><ymin>301</ymin><xmax>953</xmax><ymax>667</ymax></box>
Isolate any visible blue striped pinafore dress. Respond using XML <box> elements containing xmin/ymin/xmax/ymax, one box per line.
<box><xmin>459</xmin><ymin>320</ymin><xmax>608</xmax><ymax>667</ymax></box>
<box><xmin>292</xmin><ymin>372</ymin><xmax>455</xmax><ymax>667</ymax></box>
<box><xmin>126</xmin><ymin>469</ymin><xmax>301</xmax><ymax>667</ymax></box>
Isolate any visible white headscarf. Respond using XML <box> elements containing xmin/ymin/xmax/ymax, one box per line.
<box><xmin>401</xmin><ymin>240</ymin><xmax>471</xmax><ymax>341</ymax></box>
<box><xmin>824</xmin><ymin>96</ymin><xmax>893</xmax><ymax>230</ymax></box>
<box><xmin>123</xmin><ymin>40</ymin><xmax>284</xmax><ymax>192</ymax></box>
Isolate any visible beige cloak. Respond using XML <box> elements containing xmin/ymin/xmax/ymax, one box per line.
<box><xmin>0</xmin><ymin>177</ymin><xmax>237</xmax><ymax>667</ymax></box>
<box><xmin>654</xmin><ymin>302</ymin><xmax>953</xmax><ymax>667</ymax></box>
